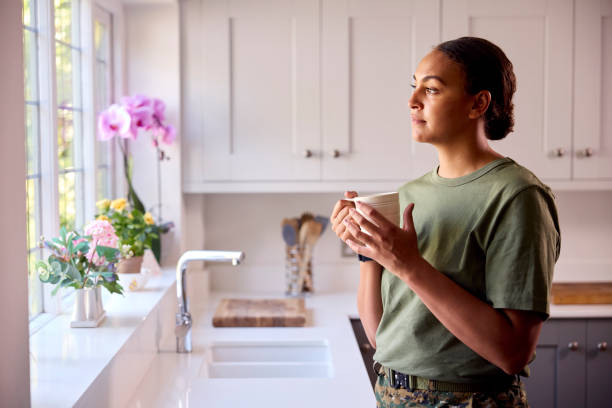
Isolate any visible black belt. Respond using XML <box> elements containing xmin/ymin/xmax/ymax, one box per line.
<box><xmin>373</xmin><ymin>361</ymin><xmax>517</xmax><ymax>393</ymax></box>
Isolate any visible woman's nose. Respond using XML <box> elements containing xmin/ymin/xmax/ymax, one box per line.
<box><xmin>408</xmin><ymin>89</ymin><xmax>422</xmax><ymax>110</ymax></box>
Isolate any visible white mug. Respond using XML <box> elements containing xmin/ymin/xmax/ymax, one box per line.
<box><xmin>347</xmin><ymin>192</ymin><xmax>400</xmax><ymax>229</ymax></box>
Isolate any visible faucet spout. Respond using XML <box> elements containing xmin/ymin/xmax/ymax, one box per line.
<box><xmin>175</xmin><ymin>250</ymin><xmax>244</xmax><ymax>353</ymax></box>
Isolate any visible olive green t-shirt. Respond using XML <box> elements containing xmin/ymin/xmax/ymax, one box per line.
<box><xmin>372</xmin><ymin>157</ymin><xmax>561</xmax><ymax>383</ymax></box>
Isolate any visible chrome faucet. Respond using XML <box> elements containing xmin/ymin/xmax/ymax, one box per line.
<box><xmin>175</xmin><ymin>250</ymin><xmax>245</xmax><ymax>353</ymax></box>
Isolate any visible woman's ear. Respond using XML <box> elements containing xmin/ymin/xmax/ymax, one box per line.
<box><xmin>468</xmin><ymin>90</ymin><xmax>491</xmax><ymax>119</ymax></box>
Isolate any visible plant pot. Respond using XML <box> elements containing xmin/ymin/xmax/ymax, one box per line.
<box><xmin>71</xmin><ymin>286</ymin><xmax>105</xmax><ymax>328</ymax></box>
<box><xmin>116</xmin><ymin>255</ymin><xmax>144</xmax><ymax>274</ymax></box>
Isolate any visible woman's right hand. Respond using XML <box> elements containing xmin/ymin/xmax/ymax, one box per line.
<box><xmin>330</xmin><ymin>191</ymin><xmax>364</xmax><ymax>246</ymax></box>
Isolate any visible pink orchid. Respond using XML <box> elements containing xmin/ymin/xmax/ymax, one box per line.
<box><xmin>97</xmin><ymin>104</ymin><xmax>131</xmax><ymax>141</ymax></box>
<box><xmin>152</xmin><ymin>98</ymin><xmax>166</xmax><ymax>122</ymax></box>
<box><xmin>161</xmin><ymin>124</ymin><xmax>176</xmax><ymax>145</ymax></box>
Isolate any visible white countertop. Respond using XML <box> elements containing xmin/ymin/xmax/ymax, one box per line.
<box><xmin>126</xmin><ymin>291</ymin><xmax>376</xmax><ymax>408</ymax></box>
<box><xmin>29</xmin><ymin>269</ymin><xmax>176</xmax><ymax>408</ymax></box>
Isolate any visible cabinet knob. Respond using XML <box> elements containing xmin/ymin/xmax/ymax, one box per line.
<box><xmin>331</xmin><ymin>149</ymin><xmax>341</xmax><ymax>158</ymax></box>
<box><xmin>553</xmin><ymin>147</ymin><xmax>566</xmax><ymax>157</ymax></box>
<box><xmin>597</xmin><ymin>342</ymin><xmax>608</xmax><ymax>351</ymax></box>
<box><xmin>578</xmin><ymin>148</ymin><xmax>594</xmax><ymax>158</ymax></box>
<box><xmin>303</xmin><ymin>149</ymin><xmax>313</xmax><ymax>158</ymax></box>
<box><xmin>568</xmin><ymin>341</ymin><xmax>579</xmax><ymax>351</ymax></box>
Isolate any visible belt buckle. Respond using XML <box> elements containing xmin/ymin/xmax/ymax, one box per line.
<box><xmin>391</xmin><ymin>369</ymin><xmax>410</xmax><ymax>391</ymax></box>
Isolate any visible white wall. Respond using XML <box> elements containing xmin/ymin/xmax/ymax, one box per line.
<box><xmin>0</xmin><ymin>0</ymin><xmax>31</xmax><ymax>405</ymax></box>
<box><xmin>125</xmin><ymin>4</ymin><xmax>182</xmax><ymax>267</ymax></box>
<box><xmin>194</xmin><ymin>190</ymin><xmax>612</xmax><ymax>293</ymax></box>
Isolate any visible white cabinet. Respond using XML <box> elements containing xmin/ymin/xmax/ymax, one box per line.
<box><xmin>182</xmin><ymin>0</ymin><xmax>439</xmax><ymax>190</ymax></box>
<box><xmin>321</xmin><ymin>0</ymin><xmax>438</xmax><ymax>181</ymax></box>
<box><xmin>182</xmin><ymin>0</ymin><xmax>612</xmax><ymax>192</ymax></box>
<box><xmin>573</xmin><ymin>0</ymin><xmax>612</xmax><ymax>180</ymax></box>
<box><xmin>194</xmin><ymin>0</ymin><xmax>320</xmax><ymax>181</ymax></box>
<box><xmin>441</xmin><ymin>0</ymin><xmax>574</xmax><ymax>181</ymax></box>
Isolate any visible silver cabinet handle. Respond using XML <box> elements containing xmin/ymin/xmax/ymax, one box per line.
<box><xmin>597</xmin><ymin>342</ymin><xmax>608</xmax><ymax>351</ymax></box>
<box><xmin>553</xmin><ymin>147</ymin><xmax>566</xmax><ymax>157</ymax></box>
<box><xmin>568</xmin><ymin>341</ymin><xmax>579</xmax><ymax>351</ymax></box>
<box><xmin>331</xmin><ymin>149</ymin><xmax>341</xmax><ymax>158</ymax></box>
<box><xmin>578</xmin><ymin>148</ymin><xmax>594</xmax><ymax>157</ymax></box>
<box><xmin>303</xmin><ymin>149</ymin><xmax>313</xmax><ymax>158</ymax></box>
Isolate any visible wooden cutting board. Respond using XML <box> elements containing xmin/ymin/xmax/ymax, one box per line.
<box><xmin>212</xmin><ymin>298</ymin><xmax>307</xmax><ymax>327</ymax></box>
<box><xmin>551</xmin><ymin>283</ymin><xmax>612</xmax><ymax>304</ymax></box>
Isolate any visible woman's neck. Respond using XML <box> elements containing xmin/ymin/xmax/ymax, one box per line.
<box><xmin>436</xmin><ymin>134</ymin><xmax>504</xmax><ymax>179</ymax></box>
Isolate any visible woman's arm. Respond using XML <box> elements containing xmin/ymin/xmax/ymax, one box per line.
<box><xmin>357</xmin><ymin>260</ymin><xmax>384</xmax><ymax>349</ymax></box>
<box><xmin>345</xmin><ymin>202</ymin><xmax>544</xmax><ymax>375</ymax></box>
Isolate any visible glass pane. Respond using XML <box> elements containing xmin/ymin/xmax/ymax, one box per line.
<box><xmin>57</xmin><ymin>108</ymin><xmax>74</xmax><ymax>169</ymax></box>
<box><xmin>59</xmin><ymin>172</ymin><xmax>76</xmax><ymax>231</ymax></box>
<box><xmin>23</xmin><ymin>29</ymin><xmax>39</xmax><ymax>101</ymax></box>
<box><xmin>94</xmin><ymin>19</ymin><xmax>108</xmax><ymax>60</ymax></box>
<box><xmin>54</xmin><ymin>0</ymin><xmax>73</xmax><ymax>44</ymax></box>
<box><xmin>28</xmin><ymin>250</ymin><xmax>43</xmax><ymax>318</ymax></box>
<box><xmin>55</xmin><ymin>42</ymin><xmax>73</xmax><ymax>108</ymax></box>
<box><xmin>23</xmin><ymin>0</ymin><xmax>37</xmax><ymax>28</ymax></box>
<box><xmin>26</xmin><ymin>104</ymin><xmax>40</xmax><ymax>175</ymax></box>
<box><xmin>25</xmin><ymin>178</ymin><xmax>40</xmax><ymax>250</ymax></box>
<box><xmin>96</xmin><ymin>167</ymin><xmax>109</xmax><ymax>200</ymax></box>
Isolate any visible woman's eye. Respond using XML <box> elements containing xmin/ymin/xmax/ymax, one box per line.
<box><xmin>425</xmin><ymin>87</ymin><xmax>438</xmax><ymax>95</ymax></box>
<box><xmin>410</xmin><ymin>84</ymin><xmax>416</xmax><ymax>89</ymax></box>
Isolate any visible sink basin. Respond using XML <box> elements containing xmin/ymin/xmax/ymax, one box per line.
<box><xmin>201</xmin><ymin>340</ymin><xmax>332</xmax><ymax>378</ymax></box>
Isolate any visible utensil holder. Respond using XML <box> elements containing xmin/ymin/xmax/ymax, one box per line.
<box><xmin>285</xmin><ymin>244</ymin><xmax>312</xmax><ymax>296</ymax></box>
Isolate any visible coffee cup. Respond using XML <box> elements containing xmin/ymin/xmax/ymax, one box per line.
<box><xmin>347</xmin><ymin>192</ymin><xmax>400</xmax><ymax>230</ymax></box>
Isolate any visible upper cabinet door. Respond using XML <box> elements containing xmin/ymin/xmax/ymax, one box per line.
<box><xmin>441</xmin><ymin>0</ymin><xmax>573</xmax><ymax>181</ymax></box>
<box><xmin>321</xmin><ymin>0</ymin><xmax>439</xmax><ymax>182</ymax></box>
<box><xmin>197</xmin><ymin>0</ymin><xmax>320</xmax><ymax>181</ymax></box>
<box><xmin>573</xmin><ymin>0</ymin><xmax>612</xmax><ymax>180</ymax></box>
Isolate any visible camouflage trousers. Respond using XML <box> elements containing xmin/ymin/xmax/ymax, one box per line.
<box><xmin>373</xmin><ymin>364</ymin><xmax>529</xmax><ymax>408</ymax></box>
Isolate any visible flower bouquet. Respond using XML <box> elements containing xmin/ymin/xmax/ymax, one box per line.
<box><xmin>37</xmin><ymin>220</ymin><xmax>123</xmax><ymax>327</ymax></box>
<box><xmin>97</xmin><ymin>94</ymin><xmax>176</xmax><ymax>263</ymax></box>
<box><xmin>96</xmin><ymin>198</ymin><xmax>158</xmax><ymax>275</ymax></box>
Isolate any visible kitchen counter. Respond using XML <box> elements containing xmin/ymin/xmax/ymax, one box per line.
<box><xmin>126</xmin><ymin>291</ymin><xmax>376</xmax><ymax>407</ymax></box>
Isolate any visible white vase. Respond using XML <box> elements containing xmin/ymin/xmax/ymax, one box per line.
<box><xmin>71</xmin><ymin>286</ymin><xmax>105</xmax><ymax>328</ymax></box>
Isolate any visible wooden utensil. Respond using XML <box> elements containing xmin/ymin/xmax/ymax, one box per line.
<box><xmin>298</xmin><ymin>220</ymin><xmax>323</xmax><ymax>292</ymax></box>
<box><xmin>212</xmin><ymin>298</ymin><xmax>306</xmax><ymax>327</ymax></box>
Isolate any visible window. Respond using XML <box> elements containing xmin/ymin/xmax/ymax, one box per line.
<box><xmin>55</xmin><ymin>0</ymin><xmax>85</xmax><ymax>231</ymax></box>
<box><xmin>24</xmin><ymin>0</ymin><xmax>118</xmax><ymax>322</ymax></box>
<box><xmin>94</xmin><ymin>6</ymin><xmax>114</xmax><ymax>200</ymax></box>
<box><xmin>24</xmin><ymin>0</ymin><xmax>44</xmax><ymax>319</ymax></box>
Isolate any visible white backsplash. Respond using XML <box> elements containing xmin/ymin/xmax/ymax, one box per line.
<box><xmin>188</xmin><ymin>190</ymin><xmax>612</xmax><ymax>293</ymax></box>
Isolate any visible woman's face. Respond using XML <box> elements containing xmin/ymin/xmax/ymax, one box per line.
<box><xmin>409</xmin><ymin>50</ymin><xmax>477</xmax><ymax>145</ymax></box>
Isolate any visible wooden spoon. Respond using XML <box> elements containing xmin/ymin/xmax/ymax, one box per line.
<box><xmin>298</xmin><ymin>220</ymin><xmax>323</xmax><ymax>292</ymax></box>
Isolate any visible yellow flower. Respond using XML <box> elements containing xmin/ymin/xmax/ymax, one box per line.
<box><xmin>128</xmin><ymin>213</ymin><xmax>134</xmax><ymax>220</ymax></box>
<box><xmin>96</xmin><ymin>215</ymin><xmax>109</xmax><ymax>222</ymax></box>
<box><xmin>110</xmin><ymin>198</ymin><xmax>127</xmax><ymax>212</ymax></box>
<box><xmin>96</xmin><ymin>199</ymin><xmax>111</xmax><ymax>210</ymax></box>
<box><xmin>144</xmin><ymin>212</ymin><xmax>155</xmax><ymax>225</ymax></box>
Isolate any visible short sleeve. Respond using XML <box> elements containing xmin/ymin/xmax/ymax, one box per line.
<box><xmin>485</xmin><ymin>186</ymin><xmax>560</xmax><ymax>319</ymax></box>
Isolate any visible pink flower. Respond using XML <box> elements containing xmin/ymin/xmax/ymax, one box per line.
<box><xmin>161</xmin><ymin>124</ymin><xmax>176</xmax><ymax>145</ymax></box>
<box><xmin>97</xmin><ymin>104</ymin><xmax>131</xmax><ymax>141</ymax></box>
<box><xmin>84</xmin><ymin>220</ymin><xmax>118</xmax><ymax>266</ymax></box>
<box><xmin>121</xmin><ymin>94</ymin><xmax>154</xmax><ymax>132</ymax></box>
<box><xmin>152</xmin><ymin>98</ymin><xmax>166</xmax><ymax>122</ymax></box>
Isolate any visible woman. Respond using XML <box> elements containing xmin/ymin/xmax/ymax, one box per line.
<box><xmin>330</xmin><ymin>37</ymin><xmax>560</xmax><ymax>407</ymax></box>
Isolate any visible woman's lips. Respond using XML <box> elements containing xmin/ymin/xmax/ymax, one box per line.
<box><xmin>411</xmin><ymin>118</ymin><xmax>426</xmax><ymax>125</ymax></box>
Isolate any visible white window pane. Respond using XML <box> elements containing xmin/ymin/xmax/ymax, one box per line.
<box><xmin>26</xmin><ymin>104</ymin><xmax>40</xmax><ymax>175</ymax></box>
<box><xmin>28</xmin><ymin>250</ymin><xmax>44</xmax><ymax>318</ymax></box>
<box><xmin>54</xmin><ymin>0</ymin><xmax>80</xmax><ymax>47</ymax></box>
<box><xmin>24</xmin><ymin>29</ymin><xmax>39</xmax><ymax>101</ymax></box>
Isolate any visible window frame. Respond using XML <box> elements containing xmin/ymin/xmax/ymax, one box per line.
<box><xmin>26</xmin><ymin>0</ymin><xmax>122</xmax><ymax>331</ymax></box>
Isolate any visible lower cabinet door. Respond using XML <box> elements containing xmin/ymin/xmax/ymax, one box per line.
<box><xmin>586</xmin><ymin>319</ymin><xmax>612</xmax><ymax>408</ymax></box>
<box><xmin>523</xmin><ymin>320</ymin><xmax>587</xmax><ymax>408</ymax></box>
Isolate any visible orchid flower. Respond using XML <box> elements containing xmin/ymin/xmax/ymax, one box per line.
<box><xmin>97</xmin><ymin>104</ymin><xmax>131</xmax><ymax>141</ymax></box>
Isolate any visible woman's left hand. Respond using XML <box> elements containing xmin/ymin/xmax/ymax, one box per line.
<box><xmin>344</xmin><ymin>201</ymin><xmax>423</xmax><ymax>279</ymax></box>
